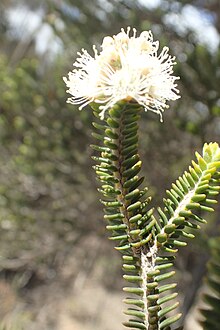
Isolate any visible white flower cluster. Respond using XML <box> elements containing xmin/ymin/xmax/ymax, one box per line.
<box><xmin>64</xmin><ymin>27</ymin><xmax>180</xmax><ymax>120</ymax></box>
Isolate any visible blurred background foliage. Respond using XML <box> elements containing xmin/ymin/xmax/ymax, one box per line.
<box><xmin>0</xmin><ymin>0</ymin><xmax>219</xmax><ymax>329</ymax></box>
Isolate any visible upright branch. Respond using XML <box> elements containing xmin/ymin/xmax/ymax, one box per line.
<box><xmin>91</xmin><ymin>100</ymin><xmax>159</xmax><ymax>329</ymax></box>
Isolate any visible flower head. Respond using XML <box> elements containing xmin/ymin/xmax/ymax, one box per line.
<box><xmin>63</xmin><ymin>27</ymin><xmax>180</xmax><ymax>121</ymax></box>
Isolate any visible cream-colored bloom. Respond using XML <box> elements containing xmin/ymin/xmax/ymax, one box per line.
<box><xmin>63</xmin><ymin>27</ymin><xmax>180</xmax><ymax>120</ymax></box>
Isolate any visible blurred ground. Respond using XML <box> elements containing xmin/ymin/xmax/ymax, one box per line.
<box><xmin>0</xmin><ymin>233</ymin><xmax>204</xmax><ymax>330</ymax></box>
<box><xmin>0</xmin><ymin>277</ymin><xmax>125</xmax><ymax>330</ymax></box>
<box><xmin>0</xmin><ymin>234</ymin><xmax>125</xmax><ymax>329</ymax></box>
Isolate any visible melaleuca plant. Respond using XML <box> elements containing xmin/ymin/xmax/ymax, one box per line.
<box><xmin>64</xmin><ymin>28</ymin><xmax>220</xmax><ymax>330</ymax></box>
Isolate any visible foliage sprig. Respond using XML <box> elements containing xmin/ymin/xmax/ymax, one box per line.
<box><xmin>91</xmin><ymin>100</ymin><xmax>220</xmax><ymax>330</ymax></box>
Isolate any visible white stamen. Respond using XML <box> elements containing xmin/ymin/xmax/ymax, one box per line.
<box><xmin>63</xmin><ymin>27</ymin><xmax>180</xmax><ymax>119</ymax></box>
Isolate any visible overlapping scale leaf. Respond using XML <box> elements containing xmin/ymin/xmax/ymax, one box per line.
<box><xmin>152</xmin><ymin>253</ymin><xmax>180</xmax><ymax>329</ymax></box>
<box><xmin>200</xmin><ymin>236</ymin><xmax>220</xmax><ymax>330</ymax></box>
<box><xmin>91</xmin><ymin>101</ymin><xmax>158</xmax><ymax>329</ymax></box>
<box><xmin>91</xmin><ymin>101</ymin><xmax>155</xmax><ymax>248</ymax></box>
